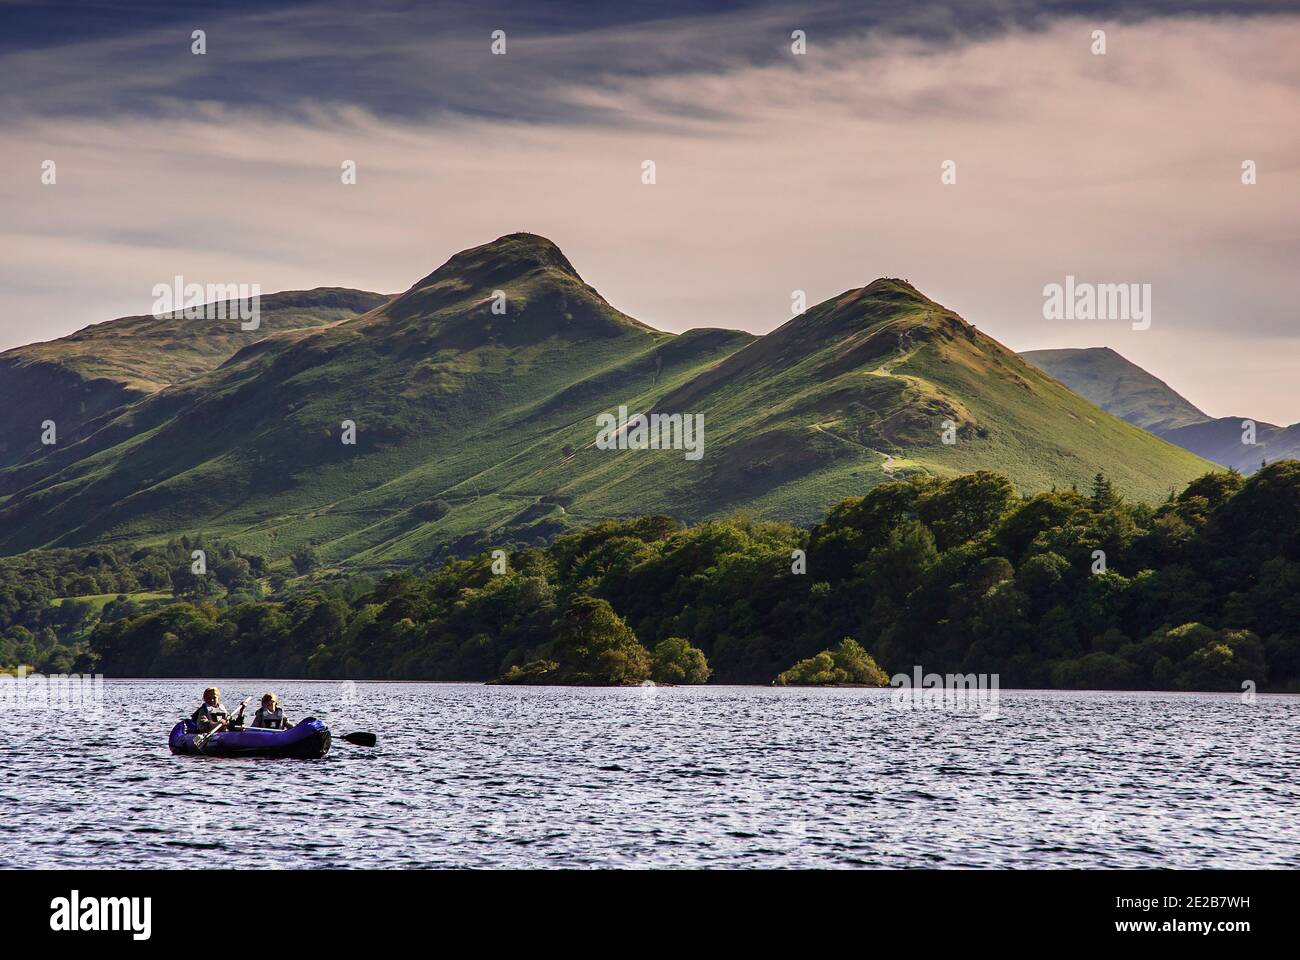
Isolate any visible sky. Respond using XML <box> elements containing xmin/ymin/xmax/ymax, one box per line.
<box><xmin>2</xmin><ymin>0</ymin><xmax>1298</xmax><ymax>423</ymax></box>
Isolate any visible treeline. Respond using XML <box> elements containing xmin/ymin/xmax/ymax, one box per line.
<box><xmin>82</xmin><ymin>462</ymin><xmax>1300</xmax><ymax>691</ymax></box>
<box><xmin>0</xmin><ymin>538</ymin><xmax>274</xmax><ymax>672</ymax></box>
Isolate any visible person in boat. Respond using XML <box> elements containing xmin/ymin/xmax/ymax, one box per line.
<box><xmin>191</xmin><ymin>687</ymin><xmax>244</xmax><ymax>733</ymax></box>
<box><xmin>249</xmin><ymin>692</ymin><xmax>292</xmax><ymax>730</ymax></box>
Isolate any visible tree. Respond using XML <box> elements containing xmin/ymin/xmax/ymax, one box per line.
<box><xmin>412</xmin><ymin>499</ymin><xmax>451</xmax><ymax>521</ymax></box>
<box><xmin>918</xmin><ymin>470</ymin><xmax>1016</xmax><ymax>550</ymax></box>
<box><xmin>172</xmin><ymin>561</ymin><xmax>221</xmax><ymax>602</ymax></box>
<box><xmin>212</xmin><ymin>555</ymin><xmax>252</xmax><ymax>590</ymax></box>
<box><xmin>1090</xmin><ymin>472</ymin><xmax>1120</xmax><ymax>511</ymax></box>
<box><xmin>1176</xmin><ymin>628</ymin><xmax>1267</xmax><ymax>691</ymax></box>
<box><xmin>651</xmin><ymin>637</ymin><xmax>711</xmax><ymax>684</ymax></box>
<box><xmin>102</xmin><ymin>595</ymin><xmax>142</xmax><ymax>624</ymax></box>
<box><xmin>1177</xmin><ymin>470</ymin><xmax>1244</xmax><ymax>510</ymax></box>
<box><xmin>1050</xmin><ymin>651</ymin><xmax>1140</xmax><ymax>689</ymax></box>
<box><xmin>775</xmin><ymin>637</ymin><xmax>889</xmax><ymax>686</ymax></box>
<box><xmin>290</xmin><ymin>549</ymin><xmax>320</xmax><ymax>575</ymax></box>
<box><xmin>547</xmin><ymin>595</ymin><xmax>650</xmax><ymax>685</ymax></box>
<box><xmin>866</xmin><ymin>520</ymin><xmax>938</xmax><ymax>619</ymax></box>
<box><xmin>50</xmin><ymin>462</ymin><xmax>1300</xmax><ymax>693</ymax></box>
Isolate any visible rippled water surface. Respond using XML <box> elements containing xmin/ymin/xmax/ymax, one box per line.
<box><xmin>2</xmin><ymin>680</ymin><xmax>1298</xmax><ymax>868</ymax></box>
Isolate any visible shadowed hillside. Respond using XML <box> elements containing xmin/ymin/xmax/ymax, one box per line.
<box><xmin>0</xmin><ymin>288</ymin><xmax>388</xmax><ymax>468</ymax></box>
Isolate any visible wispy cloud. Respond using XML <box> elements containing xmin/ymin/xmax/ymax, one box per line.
<box><xmin>6</xmin><ymin>0</ymin><xmax>1297</xmax><ymax>122</ymax></box>
<box><xmin>3</xmin><ymin>2</ymin><xmax>1299</xmax><ymax>422</ymax></box>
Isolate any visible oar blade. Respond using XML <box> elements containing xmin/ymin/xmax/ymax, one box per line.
<box><xmin>341</xmin><ymin>731</ymin><xmax>377</xmax><ymax>747</ymax></box>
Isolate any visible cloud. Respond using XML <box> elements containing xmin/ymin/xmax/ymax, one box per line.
<box><xmin>6</xmin><ymin>0</ymin><xmax>1298</xmax><ymax>122</ymax></box>
<box><xmin>2</xmin><ymin>7</ymin><xmax>1298</xmax><ymax>422</ymax></box>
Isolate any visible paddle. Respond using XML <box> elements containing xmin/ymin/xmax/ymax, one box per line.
<box><xmin>194</xmin><ymin>696</ymin><xmax>250</xmax><ymax>751</ymax></box>
<box><xmin>338</xmin><ymin>731</ymin><xmax>377</xmax><ymax>747</ymax></box>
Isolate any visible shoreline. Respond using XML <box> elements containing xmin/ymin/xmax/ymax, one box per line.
<box><xmin>9</xmin><ymin>674</ymin><xmax>1297</xmax><ymax>696</ymax></box>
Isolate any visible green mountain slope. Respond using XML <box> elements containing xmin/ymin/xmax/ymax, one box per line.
<box><xmin>501</xmin><ymin>280</ymin><xmax>1218</xmax><ymax>536</ymax></box>
<box><xmin>0</xmin><ymin>235</ymin><xmax>752</xmax><ymax>563</ymax></box>
<box><xmin>0</xmin><ymin>288</ymin><xmax>388</xmax><ymax>468</ymax></box>
<box><xmin>0</xmin><ymin>235</ymin><xmax>1218</xmax><ymax>570</ymax></box>
<box><xmin>1021</xmin><ymin>346</ymin><xmax>1209</xmax><ymax>433</ymax></box>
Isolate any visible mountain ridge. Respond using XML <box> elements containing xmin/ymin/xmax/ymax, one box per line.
<box><xmin>0</xmin><ymin>287</ymin><xmax>389</xmax><ymax>470</ymax></box>
<box><xmin>0</xmin><ymin>234</ymin><xmax>1219</xmax><ymax>570</ymax></box>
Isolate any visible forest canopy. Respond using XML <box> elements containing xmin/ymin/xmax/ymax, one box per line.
<box><xmin>4</xmin><ymin>462</ymin><xmax>1299</xmax><ymax>692</ymax></box>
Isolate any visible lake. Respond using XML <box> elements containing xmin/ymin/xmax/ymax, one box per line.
<box><xmin>1</xmin><ymin>679</ymin><xmax>1296</xmax><ymax>868</ymax></box>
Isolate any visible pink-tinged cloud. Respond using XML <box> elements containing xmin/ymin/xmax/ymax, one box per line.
<box><xmin>2</xmin><ymin>15</ymin><xmax>1298</xmax><ymax>421</ymax></box>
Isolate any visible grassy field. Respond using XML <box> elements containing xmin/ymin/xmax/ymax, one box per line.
<box><xmin>48</xmin><ymin>591</ymin><xmax>172</xmax><ymax>612</ymax></box>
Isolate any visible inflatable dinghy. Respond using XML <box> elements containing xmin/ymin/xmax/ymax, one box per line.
<box><xmin>169</xmin><ymin>717</ymin><xmax>331</xmax><ymax>759</ymax></box>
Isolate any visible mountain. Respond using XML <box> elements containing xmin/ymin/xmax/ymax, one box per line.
<box><xmin>1021</xmin><ymin>347</ymin><xmax>1208</xmax><ymax>433</ymax></box>
<box><xmin>578</xmin><ymin>279</ymin><xmax>1215</xmax><ymax>517</ymax></box>
<box><xmin>1159</xmin><ymin>418</ymin><xmax>1300</xmax><ymax>473</ymax></box>
<box><xmin>0</xmin><ymin>288</ymin><xmax>388</xmax><ymax>468</ymax></box>
<box><xmin>1021</xmin><ymin>346</ymin><xmax>1300</xmax><ymax>472</ymax></box>
<box><xmin>0</xmin><ymin>234</ymin><xmax>1217</xmax><ymax>570</ymax></box>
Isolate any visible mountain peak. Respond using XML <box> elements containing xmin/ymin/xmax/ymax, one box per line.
<box><xmin>777</xmin><ymin>276</ymin><xmax>941</xmax><ymax>345</ymax></box>
<box><xmin>860</xmin><ymin>277</ymin><xmax>930</xmax><ymax>300</ymax></box>
<box><xmin>371</xmin><ymin>232</ymin><xmax>659</xmax><ymax>340</ymax></box>
<box><xmin>410</xmin><ymin>233</ymin><xmax>580</xmax><ymax>292</ymax></box>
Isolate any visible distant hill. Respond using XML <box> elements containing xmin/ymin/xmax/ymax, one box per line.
<box><xmin>1022</xmin><ymin>346</ymin><xmax>1298</xmax><ymax>472</ymax></box>
<box><xmin>0</xmin><ymin>234</ymin><xmax>1217</xmax><ymax>571</ymax></box>
<box><xmin>1159</xmin><ymin>418</ymin><xmax>1300</xmax><ymax>474</ymax></box>
<box><xmin>1021</xmin><ymin>346</ymin><xmax>1208</xmax><ymax>433</ymax></box>
<box><xmin>0</xmin><ymin>288</ymin><xmax>388</xmax><ymax>468</ymax></box>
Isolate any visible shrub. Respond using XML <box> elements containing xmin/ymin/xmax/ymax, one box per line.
<box><xmin>494</xmin><ymin>659</ymin><xmax>560</xmax><ymax>685</ymax></box>
<box><xmin>775</xmin><ymin>637</ymin><xmax>889</xmax><ymax>686</ymax></box>
<box><xmin>651</xmin><ymin>637</ymin><xmax>711</xmax><ymax>684</ymax></box>
<box><xmin>412</xmin><ymin>499</ymin><xmax>451</xmax><ymax>522</ymax></box>
<box><xmin>290</xmin><ymin>549</ymin><xmax>319</xmax><ymax>575</ymax></box>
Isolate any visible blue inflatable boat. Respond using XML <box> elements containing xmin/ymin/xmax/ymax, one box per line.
<box><xmin>169</xmin><ymin>717</ymin><xmax>332</xmax><ymax>759</ymax></box>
